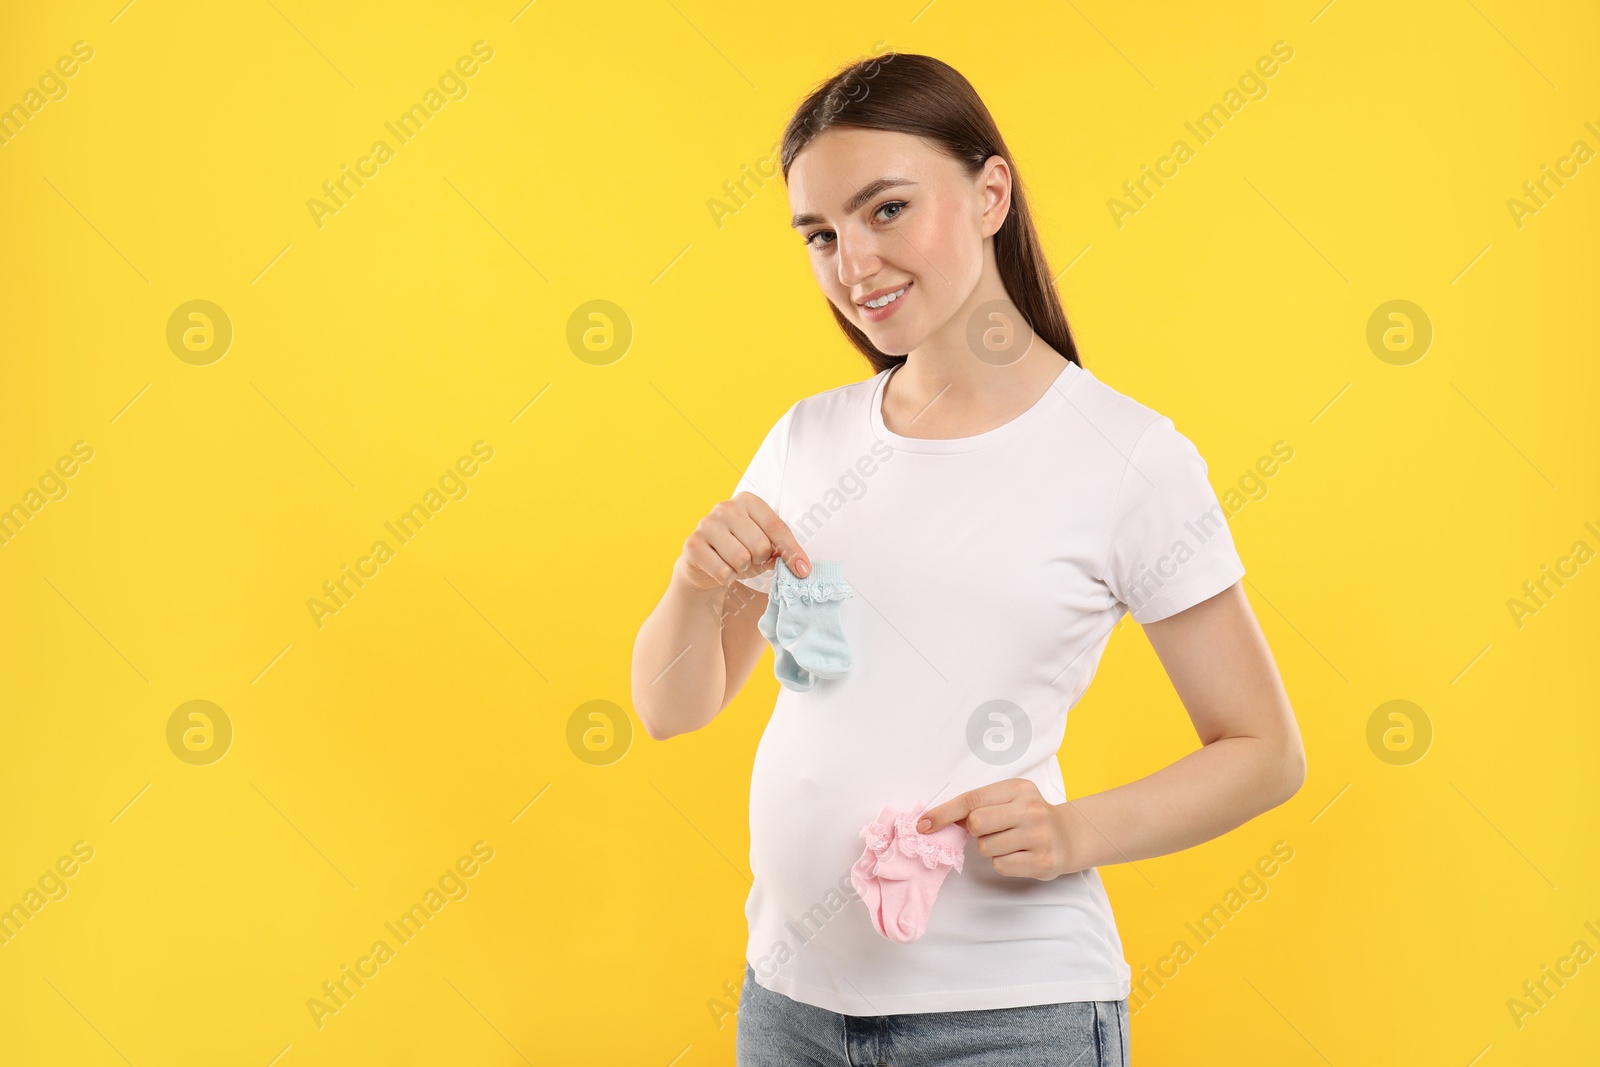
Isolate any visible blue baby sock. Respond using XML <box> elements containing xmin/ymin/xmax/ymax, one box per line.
<box><xmin>757</xmin><ymin>565</ymin><xmax>816</xmax><ymax>692</ymax></box>
<box><xmin>772</xmin><ymin>558</ymin><xmax>855</xmax><ymax>681</ymax></box>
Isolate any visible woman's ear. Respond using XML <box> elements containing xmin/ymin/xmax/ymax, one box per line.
<box><xmin>978</xmin><ymin>155</ymin><xmax>1012</xmax><ymax>236</ymax></box>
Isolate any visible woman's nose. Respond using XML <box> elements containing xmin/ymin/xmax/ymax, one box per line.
<box><xmin>834</xmin><ymin>230</ymin><xmax>882</xmax><ymax>286</ymax></box>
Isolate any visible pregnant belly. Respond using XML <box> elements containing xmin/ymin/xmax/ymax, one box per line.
<box><xmin>746</xmin><ymin>716</ymin><xmax>880</xmax><ymax>895</ymax></box>
<box><xmin>747</xmin><ymin>708</ymin><xmax>954</xmax><ymax>904</ymax></box>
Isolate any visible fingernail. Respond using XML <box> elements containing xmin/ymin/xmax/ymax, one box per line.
<box><xmin>917</xmin><ymin>818</ymin><xmax>931</xmax><ymax>831</ymax></box>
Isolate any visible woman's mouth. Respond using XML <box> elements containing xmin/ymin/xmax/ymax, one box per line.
<box><xmin>858</xmin><ymin>281</ymin><xmax>912</xmax><ymax>323</ymax></box>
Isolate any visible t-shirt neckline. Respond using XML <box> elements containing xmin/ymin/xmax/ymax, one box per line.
<box><xmin>869</xmin><ymin>359</ymin><xmax>1082</xmax><ymax>454</ymax></box>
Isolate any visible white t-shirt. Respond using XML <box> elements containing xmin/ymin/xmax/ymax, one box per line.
<box><xmin>731</xmin><ymin>359</ymin><xmax>1246</xmax><ymax>1015</ymax></box>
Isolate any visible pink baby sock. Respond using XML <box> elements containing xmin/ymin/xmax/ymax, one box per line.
<box><xmin>851</xmin><ymin>805</ymin><xmax>969</xmax><ymax>944</ymax></box>
<box><xmin>873</xmin><ymin>808</ymin><xmax>969</xmax><ymax>943</ymax></box>
<box><xmin>850</xmin><ymin>806</ymin><xmax>900</xmax><ymax>940</ymax></box>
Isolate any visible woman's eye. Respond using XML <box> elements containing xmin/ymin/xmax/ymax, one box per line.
<box><xmin>803</xmin><ymin>202</ymin><xmax>907</xmax><ymax>250</ymax></box>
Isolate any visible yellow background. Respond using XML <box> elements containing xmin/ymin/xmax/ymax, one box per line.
<box><xmin>2</xmin><ymin>0</ymin><xmax>1596</xmax><ymax>1063</ymax></box>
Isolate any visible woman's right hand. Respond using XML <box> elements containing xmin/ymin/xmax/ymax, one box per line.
<box><xmin>673</xmin><ymin>491</ymin><xmax>811</xmax><ymax>592</ymax></box>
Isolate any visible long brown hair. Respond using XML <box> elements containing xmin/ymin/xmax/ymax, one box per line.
<box><xmin>780</xmin><ymin>51</ymin><xmax>1080</xmax><ymax>375</ymax></box>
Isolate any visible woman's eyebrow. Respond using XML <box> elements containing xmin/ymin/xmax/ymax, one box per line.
<box><xmin>790</xmin><ymin>177</ymin><xmax>918</xmax><ymax>228</ymax></box>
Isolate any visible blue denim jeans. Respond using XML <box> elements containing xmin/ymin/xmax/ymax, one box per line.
<box><xmin>736</xmin><ymin>963</ymin><xmax>1131</xmax><ymax>1066</ymax></box>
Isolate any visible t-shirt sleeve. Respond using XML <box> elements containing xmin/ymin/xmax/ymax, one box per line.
<box><xmin>729</xmin><ymin>403</ymin><xmax>797</xmax><ymax>594</ymax></box>
<box><xmin>1099</xmin><ymin>415</ymin><xmax>1245</xmax><ymax>624</ymax></box>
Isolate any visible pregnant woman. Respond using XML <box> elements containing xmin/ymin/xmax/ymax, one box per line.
<box><xmin>631</xmin><ymin>51</ymin><xmax>1305</xmax><ymax>1066</ymax></box>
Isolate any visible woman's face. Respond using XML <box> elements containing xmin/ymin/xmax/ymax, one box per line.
<box><xmin>787</xmin><ymin>127</ymin><xmax>1008</xmax><ymax>357</ymax></box>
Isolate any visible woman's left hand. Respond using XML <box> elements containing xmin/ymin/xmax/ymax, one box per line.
<box><xmin>915</xmin><ymin>778</ymin><xmax>1083</xmax><ymax>880</ymax></box>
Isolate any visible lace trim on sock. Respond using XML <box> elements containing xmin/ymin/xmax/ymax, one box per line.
<box><xmin>772</xmin><ymin>573</ymin><xmax>854</xmax><ymax>606</ymax></box>
<box><xmin>859</xmin><ymin>817</ymin><xmax>896</xmax><ymax>855</ymax></box>
<box><xmin>892</xmin><ymin>811</ymin><xmax>966</xmax><ymax>873</ymax></box>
